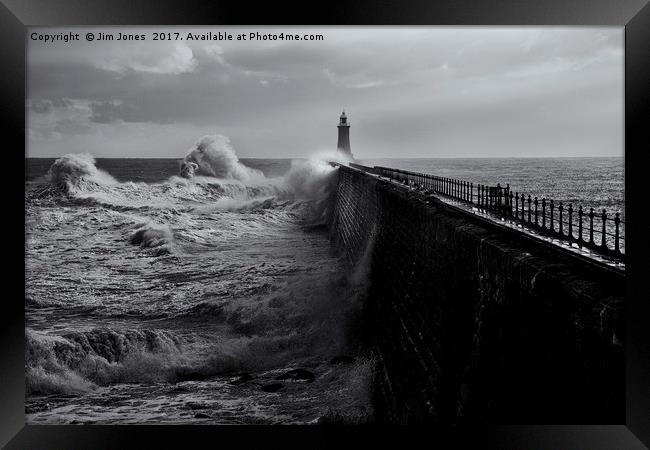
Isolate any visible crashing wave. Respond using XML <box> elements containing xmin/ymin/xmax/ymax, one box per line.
<box><xmin>25</xmin><ymin>327</ymin><xmax>186</xmax><ymax>394</ymax></box>
<box><xmin>181</xmin><ymin>135</ymin><xmax>265</xmax><ymax>183</ymax></box>
<box><xmin>129</xmin><ymin>222</ymin><xmax>174</xmax><ymax>255</ymax></box>
<box><xmin>41</xmin><ymin>137</ymin><xmax>344</xmax><ymax>211</ymax></box>
<box><xmin>47</xmin><ymin>153</ymin><xmax>117</xmax><ymax>192</ymax></box>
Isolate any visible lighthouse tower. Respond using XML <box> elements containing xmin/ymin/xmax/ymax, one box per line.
<box><xmin>337</xmin><ymin>111</ymin><xmax>353</xmax><ymax>159</ymax></box>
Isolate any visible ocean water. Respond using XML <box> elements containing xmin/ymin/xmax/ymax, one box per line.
<box><xmin>24</xmin><ymin>146</ymin><xmax>625</xmax><ymax>424</ymax></box>
<box><xmin>25</xmin><ymin>137</ymin><xmax>372</xmax><ymax>425</ymax></box>
<box><xmin>363</xmin><ymin>157</ymin><xmax>625</xmax><ymax>253</ymax></box>
<box><xmin>361</xmin><ymin>157</ymin><xmax>624</xmax><ymax>218</ymax></box>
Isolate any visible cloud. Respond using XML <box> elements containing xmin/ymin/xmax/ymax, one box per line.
<box><xmin>323</xmin><ymin>69</ymin><xmax>386</xmax><ymax>89</ymax></box>
<box><xmin>97</xmin><ymin>43</ymin><xmax>198</xmax><ymax>75</ymax></box>
<box><xmin>89</xmin><ymin>100</ymin><xmax>140</xmax><ymax>124</ymax></box>
<box><xmin>26</xmin><ymin>27</ymin><xmax>623</xmax><ymax>158</ymax></box>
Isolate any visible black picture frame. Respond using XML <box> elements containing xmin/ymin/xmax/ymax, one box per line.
<box><xmin>3</xmin><ymin>0</ymin><xmax>649</xmax><ymax>448</ymax></box>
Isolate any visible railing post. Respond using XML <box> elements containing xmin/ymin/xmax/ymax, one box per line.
<box><xmin>514</xmin><ymin>192</ymin><xmax>519</xmax><ymax>218</ymax></box>
<box><xmin>589</xmin><ymin>208</ymin><xmax>595</xmax><ymax>245</ymax></box>
<box><xmin>534</xmin><ymin>197</ymin><xmax>538</xmax><ymax>226</ymax></box>
<box><xmin>509</xmin><ymin>191</ymin><xmax>514</xmax><ymax>216</ymax></box>
<box><xmin>601</xmin><ymin>209</ymin><xmax>607</xmax><ymax>248</ymax></box>
<box><xmin>578</xmin><ymin>206</ymin><xmax>583</xmax><ymax>247</ymax></box>
<box><xmin>496</xmin><ymin>183</ymin><xmax>501</xmax><ymax>212</ymax></box>
<box><xmin>558</xmin><ymin>202</ymin><xmax>563</xmax><ymax>235</ymax></box>
<box><xmin>470</xmin><ymin>182</ymin><xmax>473</xmax><ymax>204</ymax></box>
<box><xmin>567</xmin><ymin>204</ymin><xmax>573</xmax><ymax>240</ymax></box>
<box><xmin>550</xmin><ymin>199</ymin><xmax>554</xmax><ymax>232</ymax></box>
<box><xmin>614</xmin><ymin>213</ymin><xmax>620</xmax><ymax>253</ymax></box>
<box><xmin>541</xmin><ymin>198</ymin><xmax>546</xmax><ymax>229</ymax></box>
<box><xmin>527</xmin><ymin>195</ymin><xmax>532</xmax><ymax>223</ymax></box>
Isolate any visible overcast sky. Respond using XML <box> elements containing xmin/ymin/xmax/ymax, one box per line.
<box><xmin>27</xmin><ymin>27</ymin><xmax>623</xmax><ymax>159</ymax></box>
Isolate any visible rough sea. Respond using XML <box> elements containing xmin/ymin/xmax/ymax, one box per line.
<box><xmin>25</xmin><ymin>137</ymin><xmax>371</xmax><ymax>424</ymax></box>
<box><xmin>24</xmin><ymin>137</ymin><xmax>624</xmax><ymax>424</ymax></box>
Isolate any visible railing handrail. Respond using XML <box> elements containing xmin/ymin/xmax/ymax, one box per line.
<box><xmin>368</xmin><ymin>165</ymin><xmax>625</xmax><ymax>261</ymax></box>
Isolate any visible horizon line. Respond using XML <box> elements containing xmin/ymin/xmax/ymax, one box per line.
<box><xmin>25</xmin><ymin>155</ymin><xmax>624</xmax><ymax>160</ymax></box>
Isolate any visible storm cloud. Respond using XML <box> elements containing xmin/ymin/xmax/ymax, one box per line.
<box><xmin>27</xmin><ymin>27</ymin><xmax>623</xmax><ymax>158</ymax></box>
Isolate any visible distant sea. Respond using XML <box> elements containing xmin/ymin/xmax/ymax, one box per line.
<box><xmin>360</xmin><ymin>157</ymin><xmax>624</xmax><ymax>219</ymax></box>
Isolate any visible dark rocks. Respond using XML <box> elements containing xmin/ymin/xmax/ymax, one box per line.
<box><xmin>275</xmin><ymin>368</ymin><xmax>315</xmax><ymax>383</ymax></box>
<box><xmin>175</xmin><ymin>371</ymin><xmax>208</xmax><ymax>383</ymax></box>
<box><xmin>329</xmin><ymin>355</ymin><xmax>355</xmax><ymax>365</ymax></box>
<box><xmin>260</xmin><ymin>383</ymin><xmax>284</xmax><ymax>392</ymax></box>
<box><xmin>194</xmin><ymin>413</ymin><xmax>210</xmax><ymax>419</ymax></box>
<box><xmin>229</xmin><ymin>373</ymin><xmax>254</xmax><ymax>385</ymax></box>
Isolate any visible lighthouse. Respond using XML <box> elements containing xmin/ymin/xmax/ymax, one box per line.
<box><xmin>337</xmin><ymin>111</ymin><xmax>353</xmax><ymax>159</ymax></box>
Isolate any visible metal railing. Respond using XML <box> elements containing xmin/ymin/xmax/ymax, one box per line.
<box><xmin>370</xmin><ymin>165</ymin><xmax>625</xmax><ymax>261</ymax></box>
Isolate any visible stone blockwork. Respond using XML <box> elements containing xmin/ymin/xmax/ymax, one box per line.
<box><xmin>328</xmin><ymin>165</ymin><xmax>625</xmax><ymax>424</ymax></box>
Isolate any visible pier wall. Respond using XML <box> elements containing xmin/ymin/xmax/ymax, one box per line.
<box><xmin>328</xmin><ymin>165</ymin><xmax>625</xmax><ymax>424</ymax></box>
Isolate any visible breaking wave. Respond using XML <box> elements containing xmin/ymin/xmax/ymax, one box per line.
<box><xmin>39</xmin><ymin>135</ymin><xmax>343</xmax><ymax>215</ymax></box>
<box><xmin>47</xmin><ymin>153</ymin><xmax>117</xmax><ymax>192</ymax></box>
<box><xmin>25</xmin><ymin>272</ymin><xmax>366</xmax><ymax>395</ymax></box>
<box><xmin>129</xmin><ymin>222</ymin><xmax>174</xmax><ymax>255</ymax></box>
<box><xmin>181</xmin><ymin>135</ymin><xmax>265</xmax><ymax>183</ymax></box>
<box><xmin>26</xmin><ymin>328</ymin><xmax>197</xmax><ymax>394</ymax></box>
